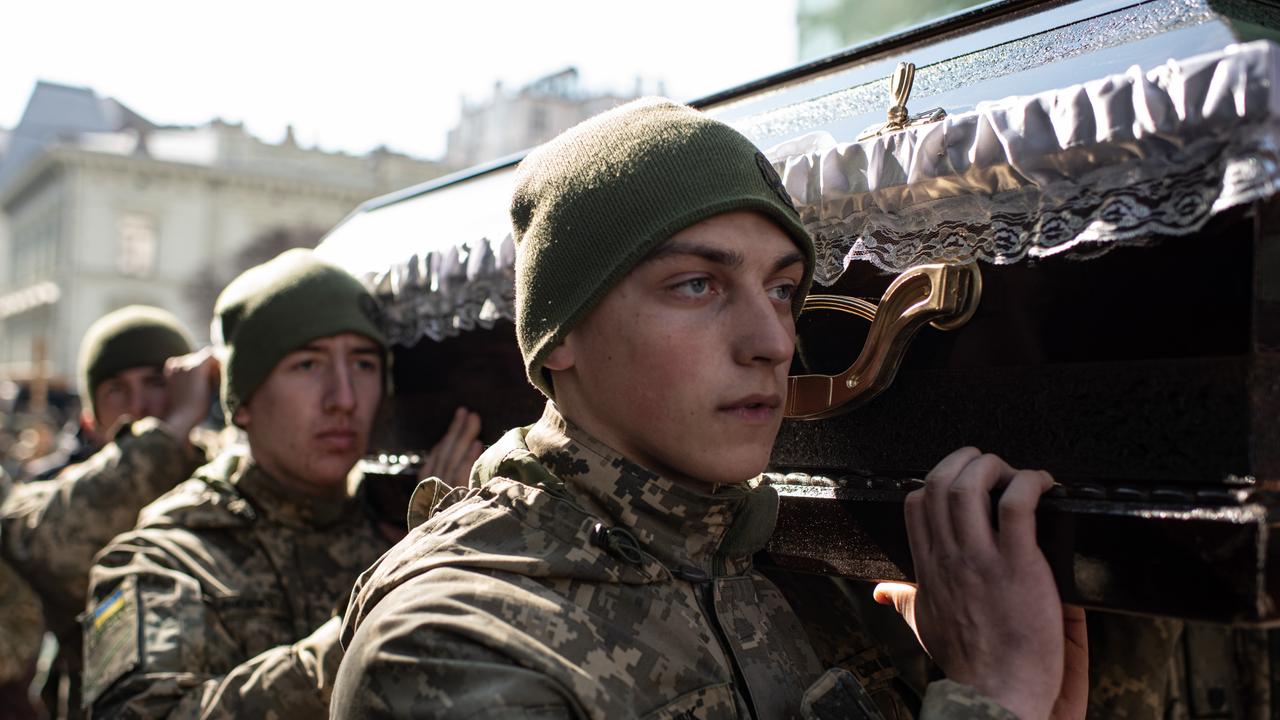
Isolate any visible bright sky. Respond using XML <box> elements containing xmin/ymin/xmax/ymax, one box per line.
<box><xmin>2</xmin><ymin>0</ymin><xmax>800</xmax><ymax>160</ymax></box>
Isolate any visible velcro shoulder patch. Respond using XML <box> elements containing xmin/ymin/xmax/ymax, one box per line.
<box><xmin>81</xmin><ymin>575</ymin><xmax>142</xmax><ymax>707</ymax></box>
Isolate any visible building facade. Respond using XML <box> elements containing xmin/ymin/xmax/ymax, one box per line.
<box><xmin>0</xmin><ymin>81</ymin><xmax>447</xmax><ymax>386</ymax></box>
<box><xmin>444</xmin><ymin>68</ymin><xmax>637</xmax><ymax>169</ymax></box>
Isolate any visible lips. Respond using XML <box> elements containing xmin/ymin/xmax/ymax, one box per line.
<box><xmin>718</xmin><ymin>393</ymin><xmax>782</xmax><ymax>423</ymax></box>
<box><xmin>315</xmin><ymin>429</ymin><xmax>358</xmax><ymax>452</ymax></box>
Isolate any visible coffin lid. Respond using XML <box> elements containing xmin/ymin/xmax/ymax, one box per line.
<box><xmin>317</xmin><ymin>0</ymin><xmax>1280</xmax><ymax>347</ymax></box>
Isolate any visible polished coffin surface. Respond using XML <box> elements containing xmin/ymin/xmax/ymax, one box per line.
<box><xmin>318</xmin><ymin>0</ymin><xmax>1280</xmax><ymax>622</ymax></box>
<box><xmin>764</xmin><ymin>206</ymin><xmax>1278</xmax><ymax>623</ymax></box>
<box><xmin>746</xmin><ymin>7</ymin><xmax>1280</xmax><ymax>623</ymax></box>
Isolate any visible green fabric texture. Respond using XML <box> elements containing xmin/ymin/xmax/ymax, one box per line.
<box><xmin>78</xmin><ymin>305</ymin><xmax>194</xmax><ymax>419</ymax></box>
<box><xmin>510</xmin><ymin>97</ymin><xmax>816</xmax><ymax>398</ymax></box>
<box><xmin>212</xmin><ymin>248</ymin><xmax>387</xmax><ymax>422</ymax></box>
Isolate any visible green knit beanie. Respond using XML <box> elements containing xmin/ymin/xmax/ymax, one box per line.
<box><xmin>78</xmin><ymin>305</ymin><xmax>194</xmax><ymax>419</ymax></box>
<box><xmin>212</xmin><ymin>248</ymin><xmax>388</xmax><ymax>422</ymax></box>
<box><xmin>510</xmin><ymin>97</ymin><xmax>815</xmax><ymax>398</ymax></box>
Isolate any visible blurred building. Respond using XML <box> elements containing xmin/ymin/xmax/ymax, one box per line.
<box><xmin>444</xmin><ymin>68</ymin><xmax>638</xmax><ymax>169</ymax></box>
<box><xmin>797</xmin><ymin>0</ymin><xmax>989</xmax><ymax>61</ymax></box>
<box><xmin>0</xmin><ymin>81</ymin><xmax>448</xmax><ymax>385</ymax></box>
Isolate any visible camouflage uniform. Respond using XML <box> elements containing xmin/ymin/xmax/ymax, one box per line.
<box><xmin>0</xmin><ymin>465</ymin><xmax>43</xmax><ymax>718</ymax></box>
<box><xmin>0</xmin><ymin>418</ymin><xmax>200</xmax><ymax>717</ymax></box>
<box><xmin>334</xmin><ymin>403</ymin><xmax>1016</xmax><ymax>719</ymax></box>
<box><xmin>1088</xmin><ymin>611</ymin><xmax>1274</xmax><ymax>719</ymax></box>
<box><xmin>82</xmin><ymin>449</ymin><xmax>392</xmax><ymax>719</ymax></box>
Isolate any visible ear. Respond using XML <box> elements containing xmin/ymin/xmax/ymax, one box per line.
<box><xmin>543</xmin><ymin>337</ymin><xmax>575</xmax><ymax>372</ymax></box>
<box><xmin>233</xmin><ymin>405</ymin><xmax>251</xmax><ymax>429</ymax></box>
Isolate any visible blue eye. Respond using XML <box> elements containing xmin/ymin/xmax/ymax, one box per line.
<box><xmin>674</xmin><ymin>277</ymin><xmax>711</xmax><ymax>297</ymax></box>
<box><xmin>769</xmin><ymin>284</ymin><xmax>796</xmax><ymax>301</ymax></box>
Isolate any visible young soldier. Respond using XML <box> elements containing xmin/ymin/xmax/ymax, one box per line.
<box><xmin>334</xmin><ymin>99</ymin><xmax>1087</xmax><ymax>719</ymax></box>
<box><xmin>0</xmin><ymin>306</ymin><xmax>215</xmax><ymax>718</ymax></box>
<box><xmin>81</xmin><ymin>251</ymin><xmax>400</xmax><ymax>718</ymax></box>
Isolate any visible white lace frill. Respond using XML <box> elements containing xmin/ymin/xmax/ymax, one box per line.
<box><xmin>770</xmin><ymin>40</ymin><xmax>1280</xmax><ymax>285</ymax></box>
<box><xmin>322</xmin><ymin>41</ymin><xmax>1280</xmax><ymax>345</ymax></box>
<box><xmin>363</xmin><ymin>235</ymin><xmax>516</xmax><ymax>347</ymax></box>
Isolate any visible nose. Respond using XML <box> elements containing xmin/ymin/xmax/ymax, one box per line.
<box><xmin>732</xmin><ymin>291</ymin><xmax>795</xmax><ymax>368</ymax></box>
<box><xmin>325</xmin><ymin>362</ymin><xmax>357</xmax><ymax>413</ymax></box>
<box><xmin>125</xmin><ymin>384</ymin><xmax>146</xmax><ymax>420</ymax></box>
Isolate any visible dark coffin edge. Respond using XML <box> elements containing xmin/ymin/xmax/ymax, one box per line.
<box><xmin>759</xmin><ymin>485</ymin><xmax>1280</xmax><ymax>625</ymax></box>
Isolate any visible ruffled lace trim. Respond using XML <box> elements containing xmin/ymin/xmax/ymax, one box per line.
<box><xmin>768</xmin><ymin>41</ymin><xmax>1280</xmax><ymax>282</ymax></box>
<box><xmin>361</xmin><ymin>234</ymin><xmax>516</xmax><ymax>346</ymax></box>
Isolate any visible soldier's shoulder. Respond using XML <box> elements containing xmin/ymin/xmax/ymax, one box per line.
<box><xmin>344</xmin><ymin>476</ymin><xmax>663</xmax><ymax>643</ymax></box>
<box><xmin>354</xmin><ymin>478</ymin><xmax>550</xmax><ymax>601</ymax></box>
<box><xmin>134</xmin><ymin>474</ymin><xmax>249</xmax><ymax>531</ymax></box>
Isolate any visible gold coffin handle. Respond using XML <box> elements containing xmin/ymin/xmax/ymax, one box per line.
<box><xmin>785</xmin><ymin>263</ymin><xmax>982</xmax><ymax>420</ymax></box>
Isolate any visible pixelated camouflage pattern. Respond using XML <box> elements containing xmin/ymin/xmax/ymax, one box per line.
<box><xmin>83</xmin><ymin>449</ymin><xmax>391</xmax><ymax>719</ymax></box>
<box><xmin>920</xmin><ymin>682</ymin><xmax>1018</xmax><ymax>720</ymax></box>
<box><xmin>335</xmin><ymin>402</ymin><xmax>1014</xmax><ymax>719</ymax></box>
<box><xmin>1</xmin><ymin>419</ymin><xmax>197</xmax><ymax>637</ymax></box>
<box><xmin>0</xmin><ymin>418</ymin><xmax>199</xmax><ymax>717</ymax></box>
<box><xmin>1087</xmin><ymin>611</ymin><xmax>1275</xmax><ymax>720</ymax></box>
<box><xmin>1087</xmin><ymin>611</ymin><xmax>1182</xmax><ymax>719</ymax></box>
<box><xmin>0</xmin><ymin>555</ymin><xmax>42</xmax><ymax>683</ymax></box>
<box><xmin>0</xmin><ymin>466</ymin><xmax>43</xmax><ymax>685</ymax></box>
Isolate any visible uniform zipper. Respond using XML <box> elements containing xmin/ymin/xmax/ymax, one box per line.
<box><xmin>681</xmin><ymin>568</ymin><xmax>760</xmax><ymax>720</ymax></box>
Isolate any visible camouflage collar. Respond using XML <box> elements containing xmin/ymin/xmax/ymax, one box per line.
<box><xmin>518</xmin><ymin>402</ymin><xmax>779</xmax><ymax>578</ymax></box>
<box><xmin>221</xmin><ymin>453</ymin><xmax>356</xmax><ymax>529</ymax></box>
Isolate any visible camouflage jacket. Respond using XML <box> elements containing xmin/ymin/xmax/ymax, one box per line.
<box><xmin>1</xmin><ymin>418</ymin><xmax>199</xmax><ymax>640</ymax></box>
<box><xmin>334</xmin><ymin>403</ymin><xmax>1015</xmax><ymax>720</ymax></box>
<box><xmin>82</xmin><ymin>450</ymin><xmax>393</xmax><ymax>719</ymax></box>
<box><xmin>0</xmin><ymin>465</ymin><xmax>42</xmax><ymax>685</ymax></box>
<box><xmin>1087</xmin><ymin>611</ymin><xmax>1273</xmax><ymax>720</ymax></box>
<box><xmin>0</xmin><ymin>418</ymin><xmax>200</xmax><ymax>716</ymax></box>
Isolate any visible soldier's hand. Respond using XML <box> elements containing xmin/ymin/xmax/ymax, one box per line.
<box><xmin>417</xmin><ymin>407</ymin><xmax>482</xmax><ymax>489</ymax></box>
<box><xmin>872</xmin><ymin>447</ymin><xmax>1088</xmax><ymax>720</ymax></box>
<box><xmin>163</xmin><ymin>348</ymin><xmax>220</xmax><ymax>440</ymax></box>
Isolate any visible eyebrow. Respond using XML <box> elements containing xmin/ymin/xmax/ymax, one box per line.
<box><xmin>641</xmin><ymin>241</ymin><xmax>806</xmax><ymax>274</ymax></box>
<box><xmin>641</xmin><ymin>240</ymin><xmax>744</xmax><ymax>269</ymax></box>
<box><xmin>772</xmin><ymin>250</ymin><xmax>806</xmax><ymax>274</ymax></box>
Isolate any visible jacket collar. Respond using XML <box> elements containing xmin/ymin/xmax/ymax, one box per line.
<box><xmin>510</xmin><ymin>402</ymin><xmax>778</xmax><ymax>578</ymax></box>
<box><xmin>220</xmin><ymin>451</ymin><xmax>355</xmax><ymax>529</ymax></box>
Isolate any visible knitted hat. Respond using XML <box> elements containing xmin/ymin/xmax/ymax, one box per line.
<box><xmin>212</xmin><ymin>248</ymin><xmax>387</xmax><ymax>421</ymax></box>
<box><xmin>78</xmin><ymin>305</ymin><xmax>194</xmax><ymax>419</ymax></box>
<box><xmin>510</xmin><ymin>97</ymin><xmax>815</xmax><ymax>398</ymax></box>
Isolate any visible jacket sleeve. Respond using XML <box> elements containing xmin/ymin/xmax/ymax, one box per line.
<box><xmin>84</xmin><ymin>536</ymin><xmax>339</xmax><ymax>720</ymax></box>
<box><xmin>1086</xmin><ymin>610</ymin><xmax>1182</xmax><ymax>719</ymax></box>
<box><xmin>333</xmin><ymin>599</ymin><xmax>583</xmax><ymax>720</ymax></box>
<box><xmin>917</xmin><ymin>681</ymin><xmax>1019</xmax><ymax>720</ymax></box>
<box><xmin>1</xmin><ymin>418</ymin><xmax>198</xmax><ymax>636</ymax></box>
<box><xmin>801</xmin><ymin>671</ymin><xmax>1018</xmax><ymax>720</ymax></box>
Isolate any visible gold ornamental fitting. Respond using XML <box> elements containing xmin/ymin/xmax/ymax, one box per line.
<box><xmin>857</xmin><ymin>62</ymin><xmax>947</xmax><ymax>141</ymax></box>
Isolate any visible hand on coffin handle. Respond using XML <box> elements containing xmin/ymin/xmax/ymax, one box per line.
<box><xmin>417</xmin><ymin>407</ymin><xmax>483</xmax><ymax>489</ymax></box>
<box><xmin>873</xmin><ymin>447</ymin><xmax>1088</xmax><ymax>720</ymax></box>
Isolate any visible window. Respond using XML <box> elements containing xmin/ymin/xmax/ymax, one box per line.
<box><xmin>117</xmin><ymin>213</ymin><xmax>157</xmax><ymax>277</ymax></box>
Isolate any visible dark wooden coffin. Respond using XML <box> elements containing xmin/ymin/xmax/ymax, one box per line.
<box><xmin>320</xmin><ymin>0</ymin><xmax>1280</xmax><ymax>624</ymax></box>
<box><xmin>763</xmin><ymin>202</ymin><xmax>1280</xmax><ymax>624</ymax></box>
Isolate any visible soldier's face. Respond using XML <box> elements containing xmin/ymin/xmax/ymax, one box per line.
<box><xmin>546</xmin><ymin>210</ymin><xmax>804</xmax><ymax>488</ymax></box>
<box><xmin>91</xmin><ymin>366</ymin><xmax>169</xmax><ymax>434</ymax></box>
<box><xmin>234</xmin><ymin>332</ymin><xmax>383</xmax><ymax>495</ymax></box>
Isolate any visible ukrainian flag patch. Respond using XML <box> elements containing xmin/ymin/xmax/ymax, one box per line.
<box><xmin>81</xmin><ymin>575</ymin><xmax>141</xmax><ymax>707</ymax></box>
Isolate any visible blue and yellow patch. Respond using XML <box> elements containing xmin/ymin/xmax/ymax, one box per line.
<box><xmin>80</xmin><ymin>575</ymin><xmax>141</xmax><ymax>707</ymax></box>
<box><xmin>91</xmin><ymin>588</ymin><xmax>128</xmax><ymax>629</ymax></box>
